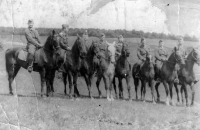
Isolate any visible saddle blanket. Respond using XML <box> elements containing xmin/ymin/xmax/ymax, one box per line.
<box><xmin>18</xmin><ymin>49</ymin><xmax>41</xmax><ymax>63</ymax></box>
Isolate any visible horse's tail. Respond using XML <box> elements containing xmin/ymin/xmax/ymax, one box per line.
<box><xmin>5</xmin><ymin>48</ymin><xmax>17</xmax><ymax>76</ymax></box>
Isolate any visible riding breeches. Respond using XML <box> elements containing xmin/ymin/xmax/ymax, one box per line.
<box><xmin>27</xmin><ymin>44</ymin><xmax>36</xmax><ymax>55</ymax></box>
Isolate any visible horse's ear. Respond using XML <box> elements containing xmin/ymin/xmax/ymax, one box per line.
<box><xmin>52</xmin><ymin>30</ymin><xmax>56</xmax><ymax>35</ymax></box>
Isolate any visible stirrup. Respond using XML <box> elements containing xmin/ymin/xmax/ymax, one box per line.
<box><xmin>27</xmin><ymin>66</ymin><xmax>33</xmax><ymax>73</ymax></box>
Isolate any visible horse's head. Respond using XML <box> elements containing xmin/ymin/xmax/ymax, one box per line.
<box><xmin>174</xmin><ymin>47</ymin><xmax>185</xmax><ymax>65</ymax></box>
<box><xmin>71</xmin><ymin>34</ymin><xmax>87</xmax><ymax>59</ymax></box>
<box><xmin>121</xmin><ymin>43</ymin><xmax>130</xmax><ymax>57</ymax></box>
<box><xmin>146</xmin><ymin>51</ymin><xmax>154</xmax><ymax>68</ymax></box>
<box><xmin>192</xmin><ymin>47</ymin><xmax>200</xmax><ymax>66</ymax></box>
<box><xmin>48</xmin><ymin>30</ymin><xmax>61</xmax><ymax>51</ymax></box>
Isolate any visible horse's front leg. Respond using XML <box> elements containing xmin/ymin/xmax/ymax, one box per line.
<box><xmin>103</xmin><ymin>75</ymin><xmax>110</xmax><ymax>101</ymax></box>
<box><xmin>109</xmin><ymin>75</ymin><xmax>115</xmax><ymax>101</ymax></box>
<box><xmin>155</xmin><ymin>82</ymin><xmax>161</xmax><ymax>102</ymax></box>
<box><xmin>118</xmin><ymin>77</ymin><xmax>123</xmax><ymax>100</ymax></box>
<box><xmin>96</xmin><ymin>74</ymin><xmax>102</xmax><ymax>98</ymax></box>
<box><xmin>83</xmin><ymin>74</ymin><xmax>93</xmax><ymax>99</ymax></box>
<box><xmin>141</xmin><ymin>80</ymin><xmax>146</xmax><ymax>102</ymax></box>
<box><xmin>149</xmin><ymin>79</ymin><xmax>156</xmax><ymax>104</ymax></box>
<box><xmin>182</xmin><ymin>82</ymin><xmax>189</xmax><ymax>107</ymax></box>
<box><xmin>113</xmin><ymin>77</ymin><xmax>118</xmax><ymax>99</ymax></box>
<box><xmin>62</xmin><ymin>72</ymin><xmax>68</xmax><ymax>96</ymax></box>
<box><xmin>134</xmin><ymin>78</ymin><xmax>139</xmax><ymax>100</ymax></box>
<box><xmin>73</xmin><ymin>73</ymin><xmax>80</xmax><ymax>98</ymax></box>
<box><xmin>39</xmin><ymin>68</ymin><xmax>46</xmax><ymax>97</ymax></box>
<box><xmin>169</xmin><ymin>82</ymin><xmax>175</xmax><ymax>106</ymax></box>
<box><xmin>190</xmin><ymin>82</ymin><xmax>195</xmax><ymax>106</ymax></box>
<box><xmin>174</xmin><ymin>83</ymin><xmax>180</xmax><ymax>105</ymax></box>
<box><xmin>163</xmin><ymin>80</ymin><xmax>169</xmax><ymax>106</ymax></box>
<box><xmin>126</xmin><ymin>75</ymin><xmax>132</xmax><ymax>101</ymax></box>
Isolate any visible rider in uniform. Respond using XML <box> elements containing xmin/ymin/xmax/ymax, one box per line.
<box><xmin>59</xmin><ymin>24</ymin><xmax>70</xmax><ymax>50</ymax></box>
<box><xmin>135</xmin><ymin>37</ymin><xmax>151</xmax><ymax>78</ymax></box>
<box><xmin>155</xmin><ymin>40</ymin><xmax>168</xmax><ymax>82</ymax></box>
<box><xmin>115</xmin><ymin>35</ymin><xmax>124</xmax><ymax>60</ymax></box>
<box><xmin>25</xmin><ymin>19</ymin><xmax>42</xmax><ymax>73</ymax></box>
<box><xmin>174</xmin><ymin>37</ymin><xmax>199</xmax><ymax>84</ymax></box>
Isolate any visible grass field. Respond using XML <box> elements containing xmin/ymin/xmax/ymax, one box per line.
<box><xmin>0</xmin><ymin>35</ymin><xmax>200</xmax><ymax>130</ymax></box>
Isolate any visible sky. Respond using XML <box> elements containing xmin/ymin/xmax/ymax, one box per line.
<box><xmin>0</xmin><ymin>0</ymin><xmax>200</xmax><ymax>38</ymax></box>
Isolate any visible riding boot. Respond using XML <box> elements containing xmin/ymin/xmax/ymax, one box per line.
<box><xmin>27</xmin><ymin>53</ymin><xmax>34</xmax><ymax>73</ymax></box>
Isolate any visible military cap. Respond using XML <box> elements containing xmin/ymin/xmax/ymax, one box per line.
<box><xmin>118</xmin><ymin>35</ymin><xmax>123</xmax><ymax>39</ymax></box>
<box><xmin>141</xmin><ymin>37</ymin><xmax>145</xmax><ymax>41</ymax></box>
<box><xmin>28</xmin><ymin>19</ymin><xmax>34</xmax><ymax>25</ymax></box>
<box><xmin>100</xmin><ymin>33</ymin><xmax>105</xmax><ymax>37</ymax></box>
<box><xmin>84</xmin><ymin>30</ymin><xmax>88</xmax><ymax>35</ymax></box>
<box><xmin>62</xmin><ymin>24</ymin><xmax>69</xmax><ymax>29</ymax></box>
<box><xmin>159</xmin><ymin>39</ymin><xmax>163</xmax><ymax>43</ymax></box>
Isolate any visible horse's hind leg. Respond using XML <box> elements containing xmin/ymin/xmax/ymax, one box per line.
<box><xmin>8</xmin><ymin>65</ymin><xmax>21</xmax><ymax>95</ymax></box>
<box><xmin>174</xmin><ymin>83</ymin><xmax>180</xmax><ymax>105</ymax></box>
<box><xmin>155</xmin><ymin>82</ymin><xmax>160</xmax><ymax>102</ymax></box>
<box><xmin>181</xmin><ymin>86</ymin><xmax>184</xmax><ymax>104</ymax></box>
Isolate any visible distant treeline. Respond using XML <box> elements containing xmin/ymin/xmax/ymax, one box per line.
<box><xmin>0</xmin><ymin>26</ymin><xmax>199</xmax><ymax>42</ymax></box>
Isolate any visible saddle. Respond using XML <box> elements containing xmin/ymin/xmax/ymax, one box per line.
<box><xmin>18</xmin><ymin>48</ymin><xmax>41</xmax><ymax>63</ymax></box>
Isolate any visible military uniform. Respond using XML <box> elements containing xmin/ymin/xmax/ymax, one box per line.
<box><xmin>155</xmin><ymin>46</ymin><xmax>168</xmax><ymax>80</ymax></box>
<box><xmin>25</xmin><ymin>20</ymin><xmax>42</xmax><ymax>73</ymax></box>
<box><xmin>137</xmin><ymin>44</ymin><xmax>151</xmax><ymax>66</ymax></box>
<box><xmin>25</xmin><ymin>28</ymin><xmax>41</xmax><ymax>54</ymax></box>
<box><xmin>59</xmin><ymin>30</ymin><xmax>70</xmax><ymax>50</ymax></box>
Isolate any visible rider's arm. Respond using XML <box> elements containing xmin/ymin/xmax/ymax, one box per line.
<box><xmin>25</xmin><ymin>29</ymin><xmax>41</xmax><ymax>47</ymax></box>
<box><xmin>155</xmin><ymin>49</ymin><xmax>162</xmax><ymax>61</ymax></box>
<box><xmin>35</xmin><ymin>30</ymin><xmax>42</xmax><ymax>44</ymax></box>
<box><xmin>137</xmin><ymin>48</ymin><xmax>145</xmax><ymax>61</ymax></box>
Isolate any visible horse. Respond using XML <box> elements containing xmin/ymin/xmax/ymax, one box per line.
<box><xmin>5</xmin><ymin>30</ymin><xmax>61</xmax><ymax>97</ymax></box>
<box><xmin>174</xmin><ymin>47</ymin><xmax>200</xmax><ymax>106</ymax></box>
<box><xmin>154</xmin><ymin>48</ymin><xmax>185</xmax><ymax>106</ymax></box>
<box><xmin>96</xmin><ymin>41</ymin><xmax>116</xmax><ymax>101</ymax></box>
<box><xmin>113</xmin><ymin>43</ymin><xmax>132</xmax><ymax>100</ymax></box>
<box><xmin>60</xmin><ymin>35</ymin><xmax>88</xmax><ymax>99</ymax></box>
<box><xmin>132</xmin><ymin>51</ymin><xmax>156</xmax><ymax>103</ymax></box>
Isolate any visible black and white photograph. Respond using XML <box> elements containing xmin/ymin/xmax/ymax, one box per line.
<box><xmin>0</xmin><ymin>0</ymin><xmax>200</xmax><ymax>129</ymax></box>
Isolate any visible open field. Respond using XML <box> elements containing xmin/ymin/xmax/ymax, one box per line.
<box><xmin>0</xmin><ymin>35</ymin><xmax>200</xmax><ymax>130</ymax></box>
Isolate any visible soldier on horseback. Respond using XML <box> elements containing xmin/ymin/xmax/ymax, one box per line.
<box><xmin>25</xmin><ymin>19</ymin><xmax>42</xmax><ymax>73</ymax></box>
<box><xmin>135</xmin><ymin>37</ymin><xmax>151</xmax><ymax>78</ymax></box>
<box><xmin>174</xmin><ymin>37</ymin><xmax>199</xmax><ymax>84</ymax></box>
<box><xmin>59</xmin><ymin>24</ymin><xmax>70</xmax><ymax>50</ymax></box>
<box><xmin>155</xmin><ymin>40</ymin><xmax>168</xmax><ymax>82</ymax></box>
<box><xmin>115</xmin><ymin>35</ymin><xmax>124</xmax><ymax>60</ymax></box>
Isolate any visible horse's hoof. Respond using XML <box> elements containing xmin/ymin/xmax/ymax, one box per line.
<box><xmin>190</xmin><ymin>103</ymin><xmax>194</xmax><ymax>107</ymax></box>
<box><xmin>165</xmin><ymin>101</ymin><xmax>170</xmax><ymax>106</ymax></box>
<box><xmin>90</xmin><ymin>97</ymin><xmax>94</xmax><ymax>100</ymax></box>
<box><xmin>129</xmin><ymin>99</ymin><xmax>132</xmax><ymax>102</ymax></box>
<box><xmin>176</xmin><ymin>102</ymin><xmax>180</xmax><ymax>106</ymax></box>
<box><xmin>107</xmin><ymin>98</ymin><xmax>111</xmax><ymax>101</ymax></box>
<box><xmin>157</xmin><ymin>98</ymin><xmax>160</xmax><ymax>102</ymax></box>
<box><xmin>186</xmin><ymin>103</ymin><xmax>189</xmax><ymax>107</ymax></box>
<box><xmin>10</xmin><ymin>92</ymin><xmax>13</xmax><ymax>95</ymax></box>
<box><xmin>143</xmin><ymin>100</ymin><xmax>146</xmax><ymax>103</ymax></box>
<box><xmin>75</xmin><ymin>98</ymin><xmax>80</xmax><ymax>101</ymax></box>
<box><xmin>153</xmin><ymin>101</ymin><xmax>156</xmax><ymax>104</ymax></box>
<box><xmin>136</xmin><ymin>97</ymin><xmax>138</xmax><ymax>100</ymax></box>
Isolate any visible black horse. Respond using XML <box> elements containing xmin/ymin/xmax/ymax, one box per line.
<box><xmin>5</xmin><ymin>30</ymin><xmax>61</xmax><ymax>97</ymax></box>
<box><xmin>113</xmin><ymin>43</ymin><xmax>132</xmax><ymax>100</ymax></box>
<box><xmin>60</xmin><ymin>35</ymin><xmax>88</xmax><ymax>99</ymax></box>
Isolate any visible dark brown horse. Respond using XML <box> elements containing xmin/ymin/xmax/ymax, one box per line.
<box><xmin>113</xmin><ymin>43</ymin><xmax>132</xmax><ymax>100</ymax></box>
<box><xmin>61</xmin><ymin>35</ymin><xmax>88</xmax><ymax>99</ymax></box>
<box><xmin>132</xmin><ymin>51</ymin><xmax>156</xmax><ymax>103</ymax></box>
<box><xmin>96</xmin><ymin>41</ymin><xmax>116</xmax><ymax>101</ymax></box>
<box><xmin>175</xmin><ymin>48</ymin><xmax>200</xmax><ymax>106</ymax></box>
<box><xmin>5</xmin><ymin>30</ymin><xmax>61</xmax><ymax>96</ymax></box>
<box><xmin>155</xmin><ymin>49</ymin><xmax>185</xmax><ymax>106</ymax></box>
